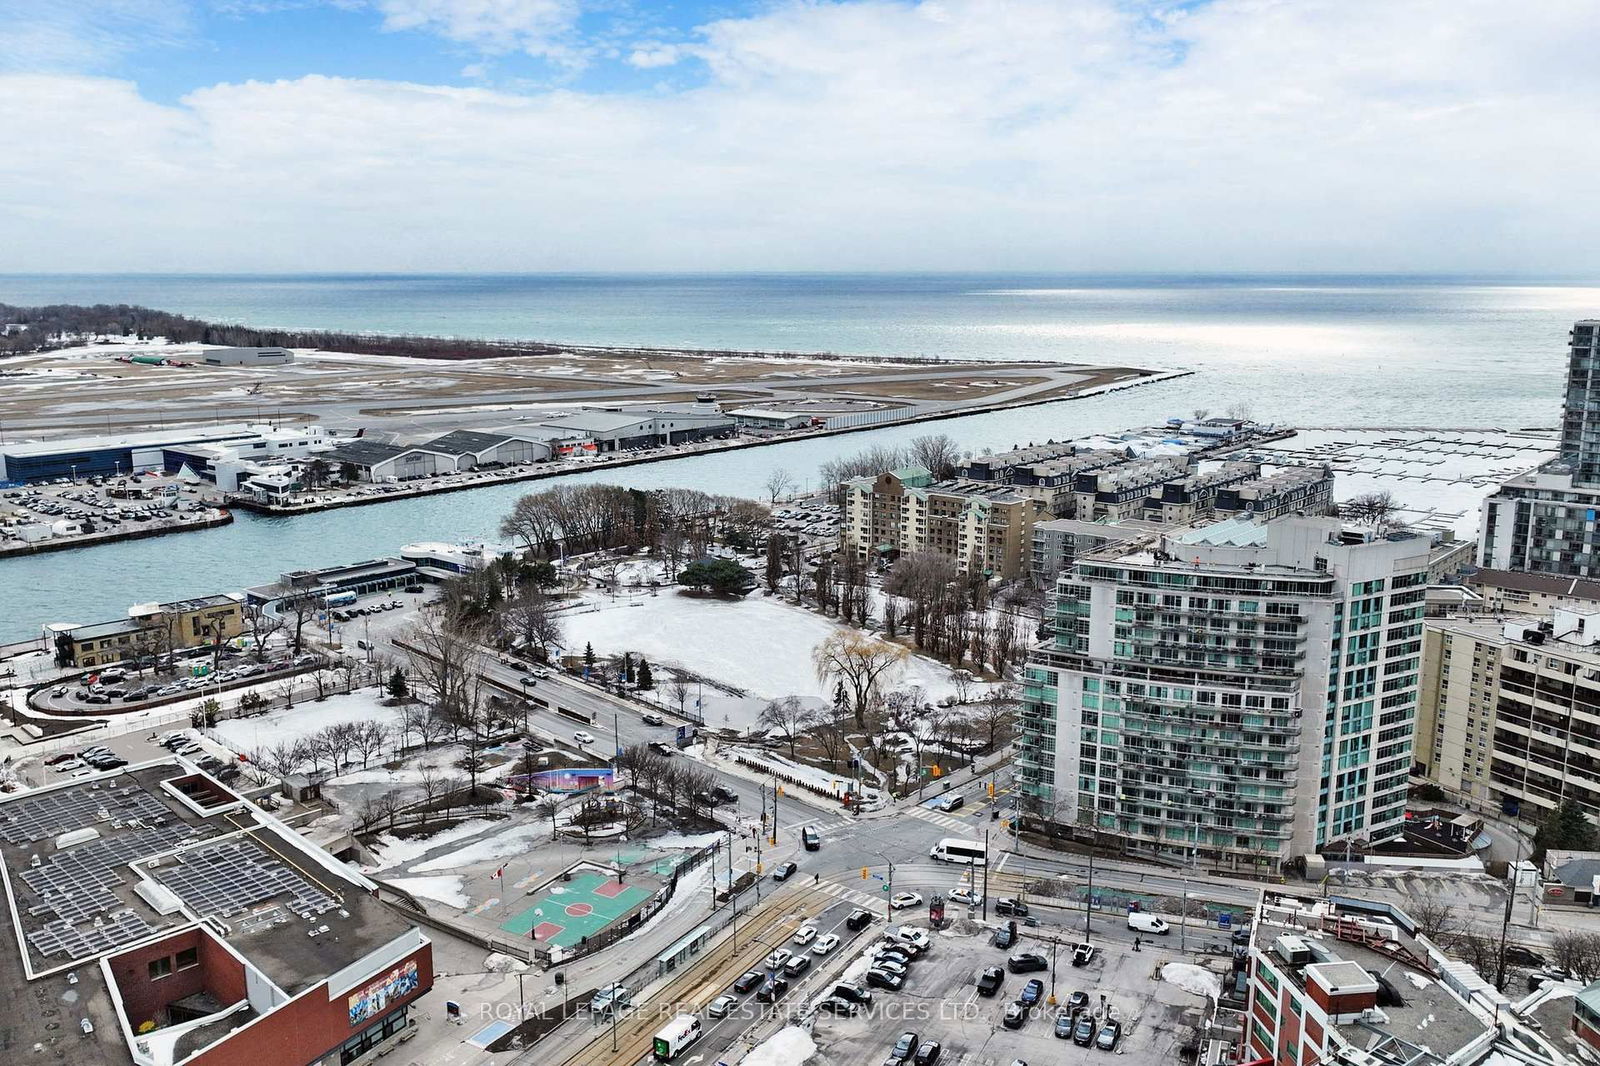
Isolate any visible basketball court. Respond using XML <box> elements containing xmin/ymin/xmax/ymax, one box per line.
<box><xmin>499</xmin><ymin>869</ymin><xmax>653</xmax><ymax>948</ymax></box>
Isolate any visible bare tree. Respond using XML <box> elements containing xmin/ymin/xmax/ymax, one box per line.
<box><xmin>242</xmin><ymin>604</ymin><xmax>286</xmax><ymax>662</ymax></box>
<box><xmin>1340</xmin><ymin>490</ymin><xmax>1402</xmax><ymax>530</ymax></box>
<box><xmin>351</xmin><ymin>721</ymin><xmax>388</xmax><ymax>768</ymax></box>
<box><xmin>813</xmin><ymin>631</ymin><xmax>908</xmax><ymax>730</ymax></box>
<box><xmin>666</xmin><ymin>670</ymin><xmax>691</xmax><ymax>716</ymax></box>
<box><xmin>763</xmin><ymin>468</ymin><xmax>797</xmax><ymax>504</ymax></box>
<box><xmin>498</xmin><ymin>586</ymin><xmax>564</xmax><ymax>660</ymax></box>
<box><xmin>907</xmin><ymin>434</ymin><xmax>962</xmax><ymax>481</ymax></box>
<box><xmin>759</xmin><ymin>696</ymin><xmax>809</xmax><ymax>758</ymax></box>
<box><xmin>1550</xmin><ymin>931</ymin><xmax>1600</xmax><ymax>982</ymax></box>
<box><xmin>975</xmin><ymin>683</ymin><xmax>1019</xmax><ymax>751</ymax></box>
<box><xmin>1407</xmin><ymin>897</ymin><xmax>1463</xmax><ymax>945</ymax></box>
<box><xmin>273</xmin><ymin>586</ymin><xmax>323</xmax><ymax>655</ymax></box>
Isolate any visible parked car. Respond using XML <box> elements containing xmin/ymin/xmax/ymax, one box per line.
<box><xmin>995</xmin><ymin>898</ymin><xmax>1030</xmax><ymax>917</ymax></box>
<box><xmin>707</xmin><ymin>994</ymin><xmax>738</xmax><ymax>1018</ymax></box>
<box><xmin>756</xmin><ymin>977</ymin><xmax>789</xmax><ymax>1003</ymax></box>
<box><xmin>1096</xmin><ymin>1019</ymin><xmax>1123</xmax><ymax>1050</ymax></box>
<box><xmin>812</xmin><ymin>934</ymin><xmax>840</xmax><ymax>956</ymax></box>
<box><xmin>733</xmin><ymin>970</ymin><xmax>764</xmax><ymax>994</ymax></box>
<box><xmin>1066</xmin><ymin>991</ymin><xmax>1089</xmax><ymax>1014</ymax></box>
<box><xmin>1054</xmin><ymin>1013</ymin><xmax>1075</xmax><ymax>1039</ymax></box>
<box><xmin>815</xmin><ymin>997</ymin><xmax>859</xmax><ymax>1016</ymax></box>
<box><xmin>976</xmin><ymin>967</ymin><xmax>1005</xmax><ymax>997</ymax></box>
<box><xmin>893</xmin><ymin>926</ymin><xmax>931</xmax><ymax>950</ymax></box>
<box><xmin>764</xmin><ymin>948</ymin><xmax>792</xmax><ymax>970</ymax></box>
<box><xmin>1071</xmin><ymin>942</ymin><xmax>1097</xmax><ymax>967</ymax></box>
<box><xmin>830</xmin><ymin>983</ymin><xmax>872</xmax><ymax>1006</ymax></box>
<box><xmin>1002</xmin><ymin>1003</ymin><xmax>1027</xmax><ymax>1029</ymax></box>
<box><xmin>887</xmin><ymin>1032</ymin><xmax>919</xmax><ymax>1065</ymax></box>
<box><xmin>1008</xmin><ymin>952</ymin><xmax>1049</xmax><ymax>974</ymax></box>
<box><xmin>782</xmin><ymin>955</ymin><xmax>811</xmax><ymax>977</ymax></box>
<box><xmin>913</xmin><ymin>1041</ymin><xmax>941</xmax><ymax>1066</ymax></box>
<box><xmin>1072</xmin><ymin>1014</ymin><xmax>1096</xmax><ymax>1046</ymax></box>
<box><xmin>993</xmin><ymin>925</ymin><xmax>1016</xmax><ymax>949</ymax></box>
<box><xmin>1018</xmin><ymin>979</ymin><xmax>1045</xmax><ymax>1007</ymax></box>
<box><xmin>845</xmin><ymin>908</ymin><xmax>874</xmax><ymax>931</ymax></box>
<box><xmin>865</xmin><ymin>969</ymin><xmax>905</xmax><ymax>992</ymax></box>
<box><xmin>869</xmin><ymin>958</ymin><xmax>909</xmax><ymax>979</ymax></box>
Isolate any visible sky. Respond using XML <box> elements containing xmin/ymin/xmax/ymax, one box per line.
<box><xmin>2</xmin><ymin>0</ymin><xmax>1598</xmax><ymax>274</ymax></box>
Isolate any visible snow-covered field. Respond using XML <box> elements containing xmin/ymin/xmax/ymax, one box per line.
<box><xmin>740</xmin><ymin>1025</ymin><xmax>816</xmax><ymax>1066</ymax></box>
<box><xmin>210</xmin><ymin>689</ymin><xmax>403</xmax><ymax>752</ymax></box>
<box><xmin>410</xmin><ymin>821</ymin><xmax>551</xmax><ymax>873</ymax></box>
<box><xmin>366</xmin><ymin>817</ymin><xmax>502</xmax><ymax>872</ymax></box>
<box><xmin>560</xmin><ymin>590</ymin><xmax>969</xmax><ymax>724</ymax></box>
<box><xmin>387</xmin><ymin>875</ymin><xmax>469</xmax><ymax>909</ymax></box>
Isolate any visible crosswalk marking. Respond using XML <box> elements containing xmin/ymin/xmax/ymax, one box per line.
<box><xmin>906</xmin><ymin>806</ymin><xmax>969</xmax><ymax>832</ymax></box>
<box><xmin>814</xmin><ymin>880</ymin><xmax>882</xmax><ymax>908</ymax></box>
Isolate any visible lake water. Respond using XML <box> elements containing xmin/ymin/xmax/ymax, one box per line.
<box><xmin>1</xmin><ymin>273</ymin><xmax>1595</xmax><ymax>640</ymax></box>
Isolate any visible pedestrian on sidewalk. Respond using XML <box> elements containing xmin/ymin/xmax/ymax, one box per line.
<box><xmin>1133</xmin><ymin>936</ymin><xmax>1141</xmax><ymax>952</ymax></box>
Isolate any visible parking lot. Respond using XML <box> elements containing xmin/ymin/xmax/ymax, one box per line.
<box><xmin>808</xmin><ymin>919</ymin><xmax>1210</xmax><ymax>1065</ymax></box>
<box><xmin>0</xmin><ymin>472</ymin><xmax>223</xmax><ymax>547</ymax></box>
<box><xmin>34</xmin><ymin>648</ymin><xmax>323</xmax><ymax>714</ymax></box>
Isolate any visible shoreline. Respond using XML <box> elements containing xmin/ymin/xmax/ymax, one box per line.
<box><xmin>0</xmin><ymin>509</ymin><xmax>233</xmax><ymax>558</ymax></box>
<box><xmin>229</xmin><ymin>367</ymin><xmax>1191</xmax><ymax>518</ymax></box>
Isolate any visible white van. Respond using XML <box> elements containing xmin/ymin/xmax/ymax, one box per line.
<box><xmin>1127</xmin><ymin>912</ymin><xmax>1170</xmax><ymax>935</ymax></box>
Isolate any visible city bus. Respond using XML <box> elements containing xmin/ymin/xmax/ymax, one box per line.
<box><xmin>322</xmin><ymin>590</ymin><xmax>357</xmax><ymax>608</ymax></box>
<box><xmin>929</xmin><ymin>837</ymin><xmax>988</xmax><ymax>866</ymax></box>
<box><xmin>652</xmin><ymin>1015</ymin><xmax>702</xmax><ymax>1061</ymax></box>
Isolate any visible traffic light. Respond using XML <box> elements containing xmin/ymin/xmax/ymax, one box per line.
<box><xmin>861</xmin><ymin>867</ymin><xmax>870</xmax><ymax>880</ymax></box>
<box><xmin>931</xmin><ymin>764</ymin><xmax>943</xmax><ymax>778</ymax></box>
<box><xmin>776</xmin><ymin>785</ymin><xmax>785</xmax><ymax>797</ymax></box>
<box><xmin>987</xmin><ymin>781</ymin><xmax>996</xmax><ymax>798</ymax></box>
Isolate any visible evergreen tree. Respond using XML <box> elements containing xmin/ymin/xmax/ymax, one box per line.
<box><xmin>622</xmin><ymin>652</ymin><xmax>634</xmax><ymax>683</ymax></box>
<box><xmin>584</xmin><ymin>642</ymin><xmax>596</xmax><ymax>668</ymax></box>
<box><xmin>637</xmin><ymin>659</ymin><xmax>654</xmax><ymax>690</ymax></box>
<box><xmin>1534</xmin><ymin>798</ymin><xmax>1599</xmax><ymax>860</ymax></box>
<box><xmin>387</xmin><ymin>668</ymin><xmax>409</xmax><ymax>701</ymax></box>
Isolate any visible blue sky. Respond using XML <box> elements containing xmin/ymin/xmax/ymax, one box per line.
<box><xmin>2</xmin><ymin>0</ymin><xmax>1598</xmax><ymax>273</ymax></box>
<box><xmin>3</xmin><ymin>0</ymin><xmax>752</xmax><ymax>100</ymax></box>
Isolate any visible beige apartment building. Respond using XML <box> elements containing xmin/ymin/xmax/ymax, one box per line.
<box><xmin>1419</xmin><ymin>608</ymin><xmax>1600</xmax><ymax>818</ymax></box>
<box><xmin>841</xmin><ymin>466</ymin><xmax>1042</xmax><ymax>579</ymax></box>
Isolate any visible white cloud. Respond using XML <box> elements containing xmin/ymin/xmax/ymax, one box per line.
<box><xmin>2</xmin><ymin>0</ymin><xmax>1600</xmax><ymax>272</ymax></box>
<box><xmin>0</xmin><ymin>0</ymin><xmax>192</xmax><ymax>73</ymax></box>
<box><xmin>627</xmin><ymin>42</ymin><xmax>680</xmax><ymax>69</ymax></box>
<box><xmin>372</xmin><ymin>0</ymin><xmax>583</xmax><ymax>62</ymax></box>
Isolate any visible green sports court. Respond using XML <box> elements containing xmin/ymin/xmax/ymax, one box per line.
<box><xmin>499</xmin><ymin>870</ymin><xmax>654</xmax><ymax>948</ymax></box>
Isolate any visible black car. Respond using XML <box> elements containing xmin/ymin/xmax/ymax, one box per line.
<box><xmin>783</xmin><ymin>955</ymin><xmax>812</xmax><ymax>977</ymax></box>
<box><xmin>1018</xmin><ymin>979</ymin><xmax>1045</xmax><ymax>1007</ymax></box>
<box><xmin>733</xmin><ymin>970</ymin><xmax>764</xmax><ymax>994</ymax></box>
<box><xmin>1001</xmin><ymin>1002</ymin><xmax>1027</xmax><ymax>1029</ymax></box>
<box><xmin>995</xmin><ymin>898</ymin><xmax>1030</xmax><ymax>917</ymax></box>
<box><xmin>773</xmin><ymin>861</ymin><xmax>798</xmax><ymax>882</ymax></box>
<box><xmin>802</xmin><ymin>826</ymin><xmax>821</xmax><ymax>851</ymax></box>
<box><xmin>1066</xmin><ymin>990</ymin><xmax>1089</xmax><ymax>1014</ymax></box>
<box><xmin>831</xmin><ymin>983</ymin><xmax>872</xmax><ymax>1006</ymax></box>
<box><xmin>875</xmin><ymin>945</ymin><xmax>916</xmax><ymax>965</ymax></box>
<box><xmin>976</xmin><ymin>967</ymin><xmax>1004</xmax><ymax>997</ymax></box>
<box><xmin>1095</xmin><ymin>1019</ymin><xmax>1122</xmax><ymax>1050</ymax></box>
<box><xmin>756</xmin><ymin>977</ymin><xmax>790</xmax><ymax>1003</ymax></box>
<box><xmin>846</xmin><ymin>908</ymin><xmax>873</xmax><ymax>931</ymax></box>
<box><xmin>993</xmin><ymin>925</ymin><xmax>1016</xmax><ymax>949</ymax></box>
<box><xmin>914</xmin><ymin>1041</ymin><xmax>941</xmax><ymax>1066</ymax></box>
<box><xmin>866</xmin><ymin>969</ymin><xmax>905</xmax><ymax>992</ymax></box>
<box><xmin>887</xmin><ymin>1032</ymin><xmax>919</xmax><ymax>1065</ymax></box>
<box><xmin>1008</xmin><ymin>952</ymin><xmax>1048</xmax><ymax>974</ymax></box>
<box><xmin>1072</xmin><ymin>1014</ymin><xmax>1095</xmax><ymax>1046</ymax></box>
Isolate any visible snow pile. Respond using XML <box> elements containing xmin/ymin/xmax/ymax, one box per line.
<box><xmin>211</xmin><ymin>689</ymin><xmax>404</xmax><ymax>752</ymax></box>
<box><xmin>1402</xmin><ymin>971</ymin><xmax>1434</xmax><ymax>991</ymax></box>
<box><xmin>741</xmin><ymin>1025</ymin><xmax>816</xmax><ymax>1066</ymax></box>
<box><xmin>411</xmin><ymin>821</ymin><xmax>552</xmax><ymax>873</ymax></box>
<box><xmin>1161</xmin><ymin>963</ymin><xmax>1223</xmax><ymax>1002</ymax></box>
<box><xmin>386</xmin><ymin>875</ymin><xmax>469</xmax><ymax>909</ymax></box>
<box><xmin>365</xmin><ymin>818</ymin><xmax>500</xmax><ymax>872</ymax></box>
<box><xmin>484</xmin><ymin>953</ymin><xmax>530</xmax><ymax>973</ymax></box>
